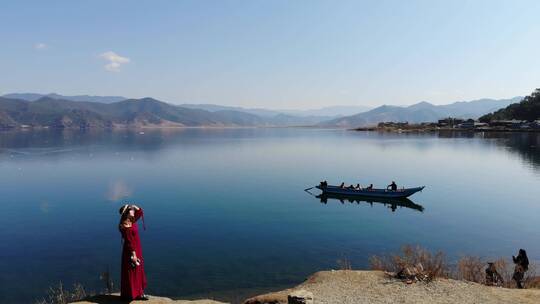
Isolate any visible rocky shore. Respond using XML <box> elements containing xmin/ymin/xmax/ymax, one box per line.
<box><xmin>72</xmin><ymin>270</ymin><xmax>540</xmax><ymax>304</ymax></box>
<box><xmin>244</xmin><ymin>270</ymin><xmax>540</xmax><ymax>304</ymax></box>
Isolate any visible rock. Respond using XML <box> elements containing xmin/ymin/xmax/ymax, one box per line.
<box><xmin>287</xmin><ymin>289</ymin><xmax>313</xmax><ymax>304</ymax></box>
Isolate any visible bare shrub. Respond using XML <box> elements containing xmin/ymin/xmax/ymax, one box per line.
<box><xmin>454</xmin><ymin>257</ymin><xmax>538</xmax><ymax>289</ymax></box>
<box><xmin>34</xmin><ymin>282</ymin><xmax>88</xmax><ymax>304</ymax></box>
<box><xmin>523</xmin><ymin>264</ymin><xmax>538</xmax><ymax>289</ymax></box>
<box><xmin>71</xmin><ymin>283</ymin><xmax>87</xmax><ymax>301</ymax></box>
<box><xmin>100</xmin><ymin>266</ymin><xmax>114</xmax><ymax>294</ymax></box>
<box><xmin>369</xmin><ymin>254</ymin><xmax>386</xmax><ymax>271</ymax></box>
<box><xmin>336</xmin><ymin>256</ymin><xmax>352</xmax><ymax>270</ymax></box>
<box><xmin>453</xmin><ymin>257</ymin><xmax>513</xmax><ymax>287</ymax></box>
<box><xmin>369</xmin><ymin>245</ymin><xmax>449</xmax><ymax>281</ymax></box>
<box><xmin>456</xmin><ymin>256</ymin><xmax>485</xmax><ymax>283</ymax></box>
<box><xmin>371</xmin><ymin>245</ymin><xmax>538</xmax><ymax>289</ymax></box>
<box><xmin>492</xmin><ymin>258</ymin><xmax>514</xmax><ymax>288</ymax></box>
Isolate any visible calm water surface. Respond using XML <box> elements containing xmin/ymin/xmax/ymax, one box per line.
<box><xmin>1</xmin><ymin>128</ymin><xmax>539</xmax><ymax>303</ymax></box>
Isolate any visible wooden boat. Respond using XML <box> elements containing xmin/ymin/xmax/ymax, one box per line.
<box><xmin>315</xmin><ymin>184</ymin><xmax>425</xmax><ymax>199</ymax></box>
<box><xmin>316</xmin><ymin>193</ymin><xmax>424</xmax><ymax>212</ymax></box>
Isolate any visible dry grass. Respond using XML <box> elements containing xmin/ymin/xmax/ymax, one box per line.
<box><xmin>34</xmin><ymin>282</ymin><xmax>87</xmax><ymax>304</ymax></box>
<box><xmin>370</xmin><ymin>245</ymin><xmax>539</xmax><ymax>289</ymax></box>
<box><xmin>524</xmin><ymin>264</ymin><xmax>539</xmax><ymax>289</ymax></box>
<box><xmin>456</xmin><ymin>256</ymin><xmax>485</xmax><ymax>283</ymax></box>
<box><xmin>528</xmin><ymin>276</ymin><xmax>540</xmax><ymax>289</ymax></box>
<box><xmin>336</xmin><ymin>255</ymin><xmax>352</xmax><ymax>270</ymax></box>
<box><xmin>99</xmin><ymin>267</ymin><xmax>114</xmax><ymax>294</ymax></box>
<box><xmin>370</xmin><ymin>245</ymin><xmax>449</xmax><ymax>281</ymax></box>
<box><xmin>454</xmin><ymin>256</ymin><xmax>538</xmax><ymax>289</ymax></box>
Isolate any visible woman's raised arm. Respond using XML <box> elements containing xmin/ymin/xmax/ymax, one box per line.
<box><xmin>134</xmin><ymin>207</ymin><xmax>144</xmax><ymax>221</ymax></box>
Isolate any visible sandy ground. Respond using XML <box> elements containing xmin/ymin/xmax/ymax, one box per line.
<box><xmin>244</xmin><ymin>270</ymin><xmax>540</xmax><ymax>304</ymax></box>
<box><xmin>72</xmin><ymin>294</ymin><xmax>227</xmax><ymax>304</ymax></box>
<box><xmin>72</xmin><ymin>270</ymin><xmax>540</xmax><ymax>304</ymax></box>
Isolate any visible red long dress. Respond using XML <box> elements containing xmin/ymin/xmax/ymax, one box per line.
<box><xmin>120</xmin><ymin>208</ymin><xmax>147</xmax><ymax>300</ymax></box>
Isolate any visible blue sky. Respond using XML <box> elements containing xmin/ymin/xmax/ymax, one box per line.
<box><xmin>1</xmin><ymin>0</ymin><xmax>539</xmax><ymax>109</ymax></box>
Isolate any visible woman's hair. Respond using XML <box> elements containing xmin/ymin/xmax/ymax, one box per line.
<box><xmin>118</xmin><ymin>205</ymin><xmax>135</xmax><ymax>232</ymax></box>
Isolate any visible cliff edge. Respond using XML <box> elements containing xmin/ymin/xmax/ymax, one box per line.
<box><xmin>244</xmin><ymin>270</ymin><xmax>540</xmax><ymax>304</ymax></box>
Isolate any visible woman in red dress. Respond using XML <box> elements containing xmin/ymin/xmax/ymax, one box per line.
<box><xmin>119</xmin><ymin>204</ymin><xmax>148</xmax><ymax>301</ymax></box>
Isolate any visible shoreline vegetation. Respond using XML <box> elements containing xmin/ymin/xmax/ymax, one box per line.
<box><xmin>38</xmin><ymin>245</ymin><xmax>538</xmax><ymax>304</ymax></box>
<box><xmin>353</xmin><ymin>120</ymin><xmax>540</xmax><ymax>133</ymax></box>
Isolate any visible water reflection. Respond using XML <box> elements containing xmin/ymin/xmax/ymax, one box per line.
<box><xmin>437</xmin><ymin>131</ymin><xmax>540</xmax><ymax>171</ymax></box>
<box><xmin>2</xmin><ymin>129</ymin><xmax>539</xmax><ymax>172</ymax></box>
<box><xmin>483</xmin><ymin>132</ymin><xmax>540</xmax><ymax>171</ymax></box>
<box><xmin>315</xmin><ymin>193</ymin><xmax>425</xmax><ymax>212</ymax></box>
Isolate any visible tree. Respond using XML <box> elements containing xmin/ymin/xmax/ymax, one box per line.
<box><xmin>480</xmin><ymin>88</ymin><xmax>540</xmax><ymax>122</ymax></box>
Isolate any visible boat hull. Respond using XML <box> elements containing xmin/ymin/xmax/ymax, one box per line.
<box><xmin>316</xmin><ymin>185</ymin><xmax>425</xmax><ymax>198</ymax></box>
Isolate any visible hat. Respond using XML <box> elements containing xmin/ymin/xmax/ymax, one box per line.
<box><xmin>119</xmin><ymin>204</ymin><xmax>130</xmax><ymax>215</ymax></box>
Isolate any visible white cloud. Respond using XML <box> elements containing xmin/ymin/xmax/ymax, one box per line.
<box><xmin>100</xmin><ymin>51</ymin><xmax>130</xmax><ymax>72</ymax></box>
<box><xmin>35</xmin><ymin>43</ymin><xmax>48</xmax><ymax>50</ymax></box>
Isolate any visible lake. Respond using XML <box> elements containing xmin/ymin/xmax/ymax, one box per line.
<box><xmin>1</xmin><ymin>128</ymin><xmax>539</xmax><ymax>303</ymax></box>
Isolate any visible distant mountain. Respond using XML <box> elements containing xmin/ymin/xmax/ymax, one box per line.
<box><xmin>2</xmin><ymin>93</ymin><xmax>127</xmax><ymax>104</ymax></box>
<box><xmin>180</xmin><ymin>104</ymin><xmax>371</xmax><ymax>125</ymax></box>
<box><xmin>180</xmin><ymin>103</ymin><xmax>282</xmax><ymax>117</ymax></box>
<box><xmin>182</xmin><ymin>103</ymin><xmax>371</xmax><ymax>117</ymax></box>
<box><xmin>0</xmin><ymin>96</ymin><xmax>271</xmax><ymax>129</ymax></box>
<box><xmin>3</xmin><ymin>93</ymin><xmax>371</xmax><ymax>125</ymax></box>
<box><xmin>320</xmin><ymin>97</ymin><xmax>522</xmax><ymax>128</ymax></box>
<box><xmin>480</xmin><ymin>89</ymin><xmax>540</xmax><ymax>122</ymax></box>
<box><xmin>281</xmin><ymin>105</ymin><xmax>372</xmax><ymax>117</ymax></box>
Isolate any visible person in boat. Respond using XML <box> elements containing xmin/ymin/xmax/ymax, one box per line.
<box><xmin>512</xmin><ymin>249</ymin><xmax>529</xmax><ymax>288</ymax></box>
<box><xmin>366</xmin><ymin>184</ymin><xmax>373</xmax><ymax>190</ymax></box>
<box><xmin>387</xmin><ymin>181</ymin><xmax>397</xmax><ymax>191</ymax></box>
<box><xmin>355</xmin><ymin>183</ymin><xmax>361</xmax><ymax>190</ymax></box>
<box><xmin>347</xmin><ymin>184</ymin><xmax>355</xmax><ymax>190</ymax></box>
<box><xmin>340</xmin><ymin>182</ymin><xmax>345</xmax><ymax>188</ymax></box>
<box><xmin>319</xmin><ymin>180</ymin><xmax>328</xmax><ymax>188</ymax></box>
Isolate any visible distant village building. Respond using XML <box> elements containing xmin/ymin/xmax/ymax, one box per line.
<box><xmin>378</xmin><ymin>122</ymin><xmax>409</xmax><ymax>128</ymax></box>
<box><xmin>438</xmin><ymin>117</ymin><xmax>464</xmax><ymax>128</ymax></box>
<box><xmin>457</xmin><ymin>119</ymin><xmax>475</xmax><ymax>129</ymax></box>
<box><xmin>489</xmin><ymin>120</ymin><xmax>526</xmax><ymax>128</ymax></box>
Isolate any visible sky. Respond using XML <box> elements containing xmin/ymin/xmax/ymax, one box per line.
<box><xmin>1</xmin><ymin>0</ymin><xmax>539</xmax><ymax>109</ymax></box>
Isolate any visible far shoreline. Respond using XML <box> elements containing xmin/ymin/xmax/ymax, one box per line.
<box><xmin>352</xmin><ymin>126</ymin><xmax>540</xmax><ymax>134</ymax></box>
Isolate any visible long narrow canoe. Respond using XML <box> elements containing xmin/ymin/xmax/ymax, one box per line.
<box><xmin>316</xmin><ymin>185</ymin><xmax>425</xmax><ymax>199</ymax></box>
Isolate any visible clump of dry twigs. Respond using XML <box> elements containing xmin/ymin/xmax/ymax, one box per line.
<box><xmin>34</xmin><ymin>282</ymin><xmax>87</xmax><ymax>304</ymax></box>
<box><xmin>336</xmin><ymin>255</ymin><xmax>352</xmax><ymax>270</ymax></box>
<box><xmin>370</xmin><ymin>245</ymin><xmax>449</xmax><ymax>282</ymax></box>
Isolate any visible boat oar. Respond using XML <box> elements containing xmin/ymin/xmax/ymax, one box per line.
<box><xmin>304</xmin><ymin>186</ymin><xmax>319</xmax><ymax>197</ymax></box>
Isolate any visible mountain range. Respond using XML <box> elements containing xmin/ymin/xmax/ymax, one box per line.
<box><xmin>2</xmin><ymin>93</ymin><xmax>126</xmax><ymax>104</ymax></box>
<box><xmin>0</xmin><ymin>96</ymin><xmax>276</xmax><ymax>128</ymax></box>
<box><xmin>320</xmin><ymin>97</ymin><xmax>523</xmax><ymax>128</ymax></box>
<box><xmin>180</xmin><ymin>103</ymin><xmax>372</xmax><ymax>118</ymax></box>
<box><xmin>0</xmin><ymin>93</ymin><xmax>523</xmax><ymax>129</ymax></box>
